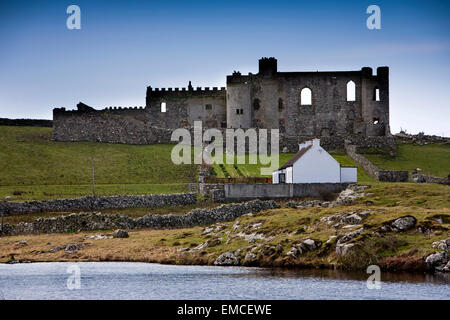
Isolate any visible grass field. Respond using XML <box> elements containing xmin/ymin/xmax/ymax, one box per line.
<box><xmin>1</xmin><ymin>126</ymin><xmax>448</xmax><ymax>201</ymax></box>
<box><xmin>363</xmin><ymin>143</ymin><xmax>450</xmax><ymax>177</ymax></box>
<box><xmin>0</xmin><ymin>126</ymin><xmax>197</xmax><ymax>200</ymax></box>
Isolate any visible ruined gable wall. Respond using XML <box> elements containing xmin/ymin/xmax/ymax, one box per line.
<box><xmin>146</xmin><ymin>87</ymin><xmax>227</xmax><ymax>129</ymax></box>
<box><xmin>52</xmin><ymin>106</ymin><xmax>154</xmax><ymax>144</ymax></box>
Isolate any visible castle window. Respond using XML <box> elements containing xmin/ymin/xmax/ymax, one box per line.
<box><xmin>205</xmin><ymin>104</ymin><xmax>212</xmax><ymax>110</ymax></box>
<box><xmin>373</xmin><ymin>87</ymin><xmax>380</xmax><ymax>101</ymax></box>
<box><xmin>300</xmin><ymin>88</ymin><xmax>312</xmax><ymax>105</ymax></box>
<box><xmin>221</xmin><ymin>121</ymin><xmax>227</xmax><ymax>128</ymax></box>
<box><xmin>278</xmin><ymin>98</ymin><xmax>283</xmax><ymax>111</ymax></box>
<box><xmin>346</xmin><ymin>81</ymin><xmax>356</xmax><ymax>101</ymax></box>
<box><xmin>160</xmin><ymin>102</ymin><xmax>166</xmax><ymax>113</ymax></box>
<box><xmin>236</xmin><ymin>109</ymin><xmax>243</xmax><ymax>115</ymax></box>
<box><xmin>253</xmin><ymin>98</ymin><xmax>260</xmax><ymax>110</ymax></box>
<box><xmin>373</xmin><ymin>117</ymin><xmax>380</xmax><ymax>124</ymax></box>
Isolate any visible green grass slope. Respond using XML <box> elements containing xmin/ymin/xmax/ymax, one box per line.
<box><xmin>0</xmin><ymin>126</ymin><xmax>197</xmax><ymax>200</ymax></box>
<box><xmin>363</xmin><ymin>143</ymin><xmax>450</xmax><ymax>177</ymax></box>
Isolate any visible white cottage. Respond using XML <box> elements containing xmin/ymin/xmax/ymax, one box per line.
<box><xmin>272</xmin><ymin>139</ymin><xmax>357</xmax><ymax>184</ymax></box>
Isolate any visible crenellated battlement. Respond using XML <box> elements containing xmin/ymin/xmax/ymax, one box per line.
<box><xmin>146</xmin><ymin>85</ymin><xmax>226</xmax><ymax>99</ymax></box>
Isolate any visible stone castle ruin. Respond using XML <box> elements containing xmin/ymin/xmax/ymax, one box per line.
<box><xmin>53</xmin><ymin>57</ymin><xmax>392</xmax><ymax>151</ymax></box>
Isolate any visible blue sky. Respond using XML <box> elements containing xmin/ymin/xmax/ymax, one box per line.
<box><xmin>0</xmin><ymin>0</ymin><xmax>449</xmax><ymax>135</ymax></box>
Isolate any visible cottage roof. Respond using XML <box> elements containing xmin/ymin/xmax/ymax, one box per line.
<box><xmin>279</xmin><ymin>145</ymin><xmax>312</xmax><ymax>170</ymax></box>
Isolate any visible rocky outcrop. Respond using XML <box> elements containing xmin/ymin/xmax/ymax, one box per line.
<box><xmin>113</xmin><ymin>229</ymin><xmax>129</xmax><ymax>238</ymax></box>
<box><xmin>214</xmin><ymin>251</ymin><xmax>240</xmax><ymax>266</ymax></box>
<box><xmin>380</xmin><ymin>216</ymin><xmax>417</xmax><ymax>232</ymax></box>
<box><xmin>286</xmin><ymin>239</ymin><xmax>322</xmax><ymax>258</ymax></box>
<box><xmin>335</xmin><ymin>228</ymin><xmax>363</xmax><ymax>257</ymax></box>
<box><xmin>425</xmin><ymin>252</ymin><xmax>449</xmax><ymax>272</ymax></box>
<box><xmin>394</xmin><ymin>131</ymin><xmax>449</xmax><ymax>145</ymax></box>
<box><xmin>426</xmin><ymin>237</ymin><xmax>450</xmax><ymax>273</ymax></box>
<box><xmin>0</xmin><ymin>200</ymin><xmax>280</xmax><ymax>236</ymax></box>
<box><xmin>1</xmin><ymin>193</ymin><xmax>197</xmax><ymax>216</ymax></box>
<box><xmin>320</xmin><ymin>209</ymin><xmax>371</xmax><ymax>229</ymax></box>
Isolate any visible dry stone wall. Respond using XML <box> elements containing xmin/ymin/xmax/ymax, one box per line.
<box><xmin>0</xmin><ymin>193</ymin><xmax>197</xmax><ymax>216</ymax></box>
<box><xmin>0</xmin><ymin>199</ymin><xmax>280</xmax><ymax>236</ymax></box>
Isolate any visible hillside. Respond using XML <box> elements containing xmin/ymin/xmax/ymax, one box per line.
<box><xmin>0</xmin><ymin>126</ymin><xmax>197</xmax><ymax>200</ymax></box>
<box><xmin>362</xmin><ymin>143</ymin><xmax>450</xmax><ymax>177</ymax></box>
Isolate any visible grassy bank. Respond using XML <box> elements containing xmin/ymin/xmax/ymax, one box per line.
<box><xmin>1</xmin><ymin>182</ymin><xmax>448</xmax><ymax>272</ymax></box>
<box><xmin>0</xmin><ymin>126</ymin><xmax>197</xmax><ymax>200</ymax></box>
<box><xmin>0</xmin><ymin>126</ymin><xmax>197</xmax><ymax>186</ymax></box>
<box><xmin>363</xmin><ymin>142</ymin><xmax>450</xmax><ymax>177</ymax></box>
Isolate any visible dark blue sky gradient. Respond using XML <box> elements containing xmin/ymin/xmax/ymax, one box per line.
<box><xmin>0</xmin><ymin>0</ymin><xmax>449</xmax><ymax>134</ymax></box>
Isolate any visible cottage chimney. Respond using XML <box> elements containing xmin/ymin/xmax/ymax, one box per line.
<box><xmin>312</xmin><ymin>138</ymin><xmax>320</xmax><ymax>147</ymax></box>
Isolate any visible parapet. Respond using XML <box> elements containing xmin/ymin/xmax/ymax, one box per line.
<box><xmin>146</xmin><ymin>86</ymin><xmax>226</xmax><ymax>99</ymax></box>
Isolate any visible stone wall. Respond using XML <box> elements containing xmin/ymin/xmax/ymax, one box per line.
<box><xmin>146</xmin><ymin>86</ymin><xmax>227</xmax><ymax>129</ymax></box>
<box><xmin>395</xmin><ymin>132</ymin><xmax>450</xmax><ymax>145</ymax></box>
<box><xmin>345</xmin><ymin>144</ymin><xmax>380</xmax><ymax>179</ymax></box>
<box><xmin>52</xmin><ymin>104</ymin><xmax>175</xmax><ymax>144</ymax></box>
<box><xmin>378</xmin><ymin>171</ymin><xmax>409</xmax><ymax>182</ymax></box>
<box><xmin>345</xmin><ymin>142</ymin><xmax>408</xmax><ymax>182</ymax></box>
<box><xmin>0</xmin><ymin>193</ymin><xmax>197</xmax><ymax>216</ymax></box>
<box><xmin>412</xmin><ymin>174</ymin><xmax>450</xmax><ymax>185</ymax></box>
<box><xmin>199</xmin><ymin>183</ymin><xmax>349</xmax><ymax>202</ymax></box>
<box><xmin>227</xmin><ymin>59</ymin><xmax>390</xmax><ymax>139</ymax></box>
<box><xmin>0</xmin><ymin>199</ymin><xmax>280</xmax><ymax>236</ymax></box>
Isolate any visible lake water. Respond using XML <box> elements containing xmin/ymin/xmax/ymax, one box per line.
<box><xmin>0</xmin><ymin>262</ymin><xmax>448</xmax><ymax>300</ymax></box>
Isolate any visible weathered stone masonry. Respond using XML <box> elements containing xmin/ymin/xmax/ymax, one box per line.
<box><xmin>0</xmin><ymin>199</ymin><xmax>280</xmax><ymax>236</ymax></box>
<box><xmin>0</xmin><ymin>193</ymin><xmax>197</xmax><ymax>216</ymax></box>
<box><xmin>52</xmin><ymin>58</ymin><xmax>392</xmax><ymax>150</ymax></box>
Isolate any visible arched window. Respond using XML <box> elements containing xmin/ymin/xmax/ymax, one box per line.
<box><xmin>160</xmin><ymin>102</ymin><xmax>166</xmax><ymax>112</ymax></box>
<box><xmin>346</xmin><ymin>81</ymin><xmax>356</xmax><ymax>101</ymax></box>
<box><xmin>373</xmin><ymin>87</ymin><xmax>380</xmax><ymax>101</ymax></box>
<box><xmin>300</xmin><ymin>88</ymin><xmax>312</xmax><ymax>105</ymax></box>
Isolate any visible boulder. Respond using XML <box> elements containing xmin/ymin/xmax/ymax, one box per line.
<box><xmin>244</xmin><ymin>252</ymin><xmax>257</xmax><ymax>262</ymax></box>
<box><xmin>340</xmin><ymin>213</ymin><xmax>363</xmax><ymax>225</ymax></box>
<box><xmin>337</xmin><ymin>228</ymin><xmax>363</xmax><ymax>245</ymax></box>
<box><xmin>15</xmin><ymin>240</ymin><xmax>28</xmax><ymax>246</ymax></box>
<box><xmin>65</xmin><ymin>243</ymin><xmax>85</xmax><ymax>253</ymax></box>
<box><xmin>381</xmin><ymin>216</ymin><xmax>416</xmax><ymax>232</ymax></box>
<box><xmin>336</xmin><ymin>243</ymin><xmax>355</xmax><ymax>257</ymax></box>
<box><xmin>214</xmin><ymin>251</ymin><xmax>240</xmax><ymax>266</ymax></box>
<box><xmin>425</xmin><ymin>252</ymin><xmax>449</xmax><ymax>270</ymax></box>
<box><xmin>300</xmin><ymin>239</ymin><xmax>321</xmax><ymax>251</ymax></box>
<box><xmin>442</xmin><ymin>261</ymin><xmax>450</xmax><ymax>273</ymax></box>
<box><xmin>391</xmin><ymin>216</ymin><xmax>416</xmax><ymax>231</ymax></box>
<box><xmin>113</xmin><ymin>229</ymin><xmax>129</xmax><ymax>238</ymax></box>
